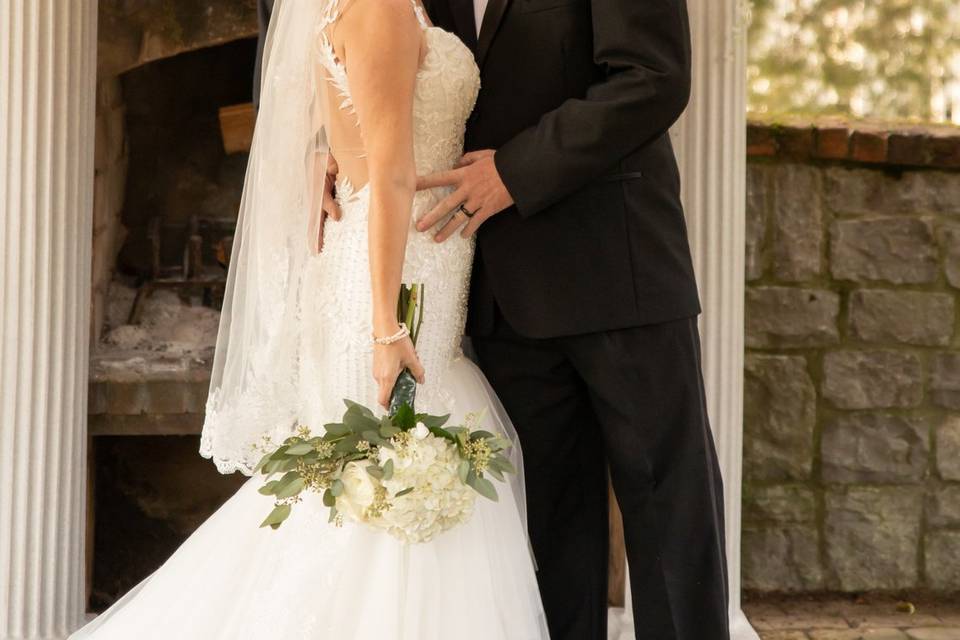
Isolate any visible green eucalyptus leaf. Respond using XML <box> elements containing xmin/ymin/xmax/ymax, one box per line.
<box><xmin>260</xmin><ymin>503</ymin><xmax>291</xmax><ymax>529</ymax></box>
<box><xmin>395</xmin><ymin>487</ymin><xmax>414</xmax><ymax>497</ymax></box>
<box><xmin>366</xmin><ymin>465</ymin><xmax>385</xmax><ymax>480</ymax></box>
<box><xmin>323</xmin><ymin>488</ymin><xmax>336</xmax><ymax>507</ymax></box>
<box><xmin>334</xmin><ymin>435</ymin><xmax>362</xmax><ymax>454</ymax></box>
<box><xmin>254</xmin><ymin>451</ymin><xmax>273</xmax><ymax>474</ymax></box>
<box><xmin>285</xmin><ymin>442</ymin><xmax>315</xmax><ymax>456</ymax></box>
<box><xmin>491</xmin><ymin>456</ymin><xmax>517</xmax><ymax>475</ymax></box>
<box><xmin>330</xmin><ymin>479</ymin><xmax>345</xmax><ymax>497</ymax></box>
<box><xmin>486</xmin><ymin>466</ymin><xmax>505</xmax><ymax>482</ymax></box>
<box><xmin>328</xmin><ymin>506</ymin><xmax>339</xmax><ymax>523</ymax></box>
<box><xmin>470</xmin><ymin>430</ymin><xmax>496</xmax><ymax>441</ymax></box>
<box><xmin>323</xmin><ymin>423</ymin><xmax>351</xmax><ymax>438</ymax></box>
<box><xmin>457</xmin><ymin>460</ymin><xmax>470</xmax><ymax>484</ymax></box>
<box><xmin>417</xmin><ymin>413</ymin><xmax>451</xmax><ymax>429</ymax></box>
<box><xmin>276</xmin><ymin>476</ymin><xmax>305</xmax><ymax>499</ymax></box>
<box><xmin>343</xmin><ymin>399</ymin><xmax>376</xmax><ymax>419</ymax></box>
<box><xmin>472</xmin><ymin>476</ymin><xmax>499</xmax><ymax>502</ymax></box>
<box><xmin>258</xmin><ymin>480</ymin><xmax>280</xmax><ymax>495</ymax></box>
<box><xmin>382</xmin><ymin>459</ymin><xmax>394</xmax><ymax>481</ymax></box>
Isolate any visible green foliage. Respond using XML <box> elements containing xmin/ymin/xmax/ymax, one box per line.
<box><xmin>748</xmin><ymin>0</ymin><xmax>960</xmax><ymax>123</ymax></box>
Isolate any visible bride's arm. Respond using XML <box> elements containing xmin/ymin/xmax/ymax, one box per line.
<box><xmin>338</xmin><ymin>0</ymin><xmax>426</xmax><ymax>406</ymax></box>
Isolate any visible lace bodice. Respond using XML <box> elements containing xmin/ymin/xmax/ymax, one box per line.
<box><xmin>202</xmin><ymin>0</ymin><xmax>481</xmax><ymax>474</ymax></box>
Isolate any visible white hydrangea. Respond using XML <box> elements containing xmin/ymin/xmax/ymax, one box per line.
<box><xmin>336</xmin><ymin>428</ymin><xmax>476</xmax><ymax>543</ymax></box>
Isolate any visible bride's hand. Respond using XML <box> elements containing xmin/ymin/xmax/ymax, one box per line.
<box><xmin>373</xmin><ymin>335</ymin><xmax>426</xmax><ymax>409</ymax></box>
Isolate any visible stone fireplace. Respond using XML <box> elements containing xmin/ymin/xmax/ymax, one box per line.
<box><xmin>87</xmin><ymin>1</ymin><xmax>259</xmax><ymax>610</ymax></box>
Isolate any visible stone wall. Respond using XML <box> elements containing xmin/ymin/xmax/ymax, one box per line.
<box><xmin>742</xmin><ymin>119</ymin><xmax>960</xmax><ymax>594</ymax></box>
<box><xmin>91</xmin><ymin>77</ymin><xmax>129</xmax><ymax>343</ymax></box>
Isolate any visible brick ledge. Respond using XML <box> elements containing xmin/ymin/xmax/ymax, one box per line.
<box><xmin>747</xmin><ymin>117</ymin><xmax>960</xmax><ymax>170</ymax></box>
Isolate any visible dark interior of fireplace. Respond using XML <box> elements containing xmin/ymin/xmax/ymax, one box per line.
<box><xmin>90</xmin><ymin>37</ymin><xmax>255</xmax><ymax>613</ymax></box>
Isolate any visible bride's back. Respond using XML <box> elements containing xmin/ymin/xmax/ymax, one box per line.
<box><xmin>296</xmin><ymin>0</ymin><xmax>483</xmax><ymax>426</ymax></box>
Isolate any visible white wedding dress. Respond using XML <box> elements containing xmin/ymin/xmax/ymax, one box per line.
<box><xmin>71</xmin><ymin>1</ymin><xmax>549</xmax><ymax>638</ymax></box>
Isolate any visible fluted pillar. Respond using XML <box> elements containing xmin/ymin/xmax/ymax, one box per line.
<box><xmin>613</xmin><ymin>0</ymin><xmax>757</xmax><ymax>638</ymax></box>
<box><xmin>0</xmin><ymin>2</ymin><xmax>98</xmax><ymax>638</ymax></box>
<box><xmin>675</xmin><ymin>0</ymin><xmax>756</xmax><ymax>637</ymax></box>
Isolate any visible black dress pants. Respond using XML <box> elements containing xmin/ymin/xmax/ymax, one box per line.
<box><xmin>472</xmin><ymin>311</ymin><xmax>729</xmax><ymax>640</ymax></box>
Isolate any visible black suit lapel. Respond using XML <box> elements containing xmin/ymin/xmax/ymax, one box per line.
<box><xmin>477</xmin><ymin>0</ymin><xmax>512</xmax><ymax>68</ymax></box>
<box><xmin>448</xmin><ymin>0</ymin><xmax>479</xmax><ymax>54</ymax></box>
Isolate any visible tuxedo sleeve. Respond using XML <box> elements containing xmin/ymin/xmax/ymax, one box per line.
<box><xmin>494</xmin><ymin>0</ymin><xmax>691</xmax><ymax>218</ymax></box>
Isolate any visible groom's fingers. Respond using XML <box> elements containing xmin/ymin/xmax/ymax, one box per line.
<box><xmin>417</xmin><ymin>187</ymin><xmax>465</xmax><ymax>232</ymax></box>
<box><xmin>456</xmin><ymin>150</ymin><xmax>493</xmax><ymax>168</ymax></box>
<box><xmin>416</xmin><ymin>169</ymin><xmax>458</xmax><ymax>191</ymax></box>
<box><xmin>433</xmin><ymin>210</ymin><xmax>466</xmax><ymax>242</ymax></box>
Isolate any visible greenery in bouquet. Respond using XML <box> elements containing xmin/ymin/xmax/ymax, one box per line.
<box><xmin>255</xmin><ymin>284</ymin><xmax>516</xmax><ymax>543</ymax></box>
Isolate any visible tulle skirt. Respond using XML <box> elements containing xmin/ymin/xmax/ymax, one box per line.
<box><xmin>71</xmin><ymin>359</ymin><xmax>550</xmax><ymax>640</ymax></box>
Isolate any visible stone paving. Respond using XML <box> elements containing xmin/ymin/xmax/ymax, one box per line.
<box><xmin>745</xmin><ymin>595</ymin><xmax>960</xmax><ymax>639</ymax></box>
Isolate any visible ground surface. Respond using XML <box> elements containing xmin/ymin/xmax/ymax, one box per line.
<box><xmin>745</xmin><ymin>594</ymin><xmax>960</xmax><ymax>639</ymax></box>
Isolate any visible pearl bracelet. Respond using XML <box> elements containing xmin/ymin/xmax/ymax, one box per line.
<box><xmin>372</xmin><ymin>323</ymin><xmax>410</xmax><ymax>346</ymax></box>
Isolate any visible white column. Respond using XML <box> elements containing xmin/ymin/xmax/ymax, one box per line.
<box><xmin>0</xmin><ymin>1</ymin><xmax>98</xmax><ymax>639</ymax></box>
<box><xmin>615</xmin><ymin>0</ymin><xmax>758</xmax><ymax>638</ymax></box>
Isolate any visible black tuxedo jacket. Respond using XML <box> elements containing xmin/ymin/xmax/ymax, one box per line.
<box><xmin>428</xmin><ymin>0</ymin><xmax>700</xmax><ymax>338</ymax></box>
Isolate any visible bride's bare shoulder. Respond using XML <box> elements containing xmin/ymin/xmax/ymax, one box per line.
<box><xmin>336</xmin><ymin>0</ymin><xmax>422</xmax><ymax>34</ymax></box>
<box><xmin>332</xmin><ymin>0</ymin><xmax>423</xmax><ymax>61</ymax></box>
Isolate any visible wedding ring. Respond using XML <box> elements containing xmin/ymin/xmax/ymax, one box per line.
<box><xmin>458</xmin><ymin>204</ymin><xmax>477</xmax><ymax>218</ymax></box>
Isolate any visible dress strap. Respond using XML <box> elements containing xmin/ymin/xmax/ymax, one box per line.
<box><xmin>410</xmin><ymin>0</ymin><xmax>429</xmax><ymax>29</ymax></box>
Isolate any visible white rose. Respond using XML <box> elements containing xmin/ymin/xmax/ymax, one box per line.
<box><xmin>337</xmin><ymin>461</ymin><xmax>376</xmax><ymax>523</ymax></box>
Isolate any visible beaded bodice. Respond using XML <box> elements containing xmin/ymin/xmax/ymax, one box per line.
<box><xmin>298</xmin><ymin>2</ymin><xmax>482</xmax><ymax>434</ymax></box>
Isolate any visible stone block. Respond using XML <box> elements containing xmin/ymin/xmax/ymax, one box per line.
<box><xmin>825</xmin><ymin>168</ymin><xmax>960</xmax><ymax>217</ymax></box>
<box><xmin>825</xmin><ymin>486</ymin><xmax>923</xmax><ymax>591</ymax></box>
<box><xmin>743</xmin><ymin>485</ymin><xmax>817</xmax><ymax>525</ymax></box>
<box><xmin>824</xmin><ymin>167</ymin><xmax>883</xmax><ymax>216</ymax></box>
<box><xmin>744</xmin><ymin>355</ymin><xmax>817</xmax><ymax>481</ymax></box>
<box><xmin>935</xmin><ymin>415</ymin><xmax>960</xmax><ymax>481</ymax></box>
<box><xmin>742</xmin><ymin>524</ymin><xmax>825</xmax><ymax>592</ymax></box>
<box><xmin>822</xmin><ymin>350</ymin><xmax>923</xmax><ymax>409</ymax></box>
<box><xmin>848</xmin><ymin>290</ymin><xmax>954</xmax><ymax>347</ymax></box>
<box><xmin>927</xmin><ymin>485</ymin><xmax>960</xmax><ymax>527</ymax></box>
<box><xmin>821</xmin><ymin>413</ymin><xmax>930</xmax><ymax>484</ymax></box>
<box><xmin>772</xmin><ymin>164</ymin><xmax>823</xmax><ymax>281</ymax></box>
<box><xmin>940</xmin><ymin>224</ymin><xmax>960</xmax><ymax>289</ymax></box>
<box><xmin>746</xmin><ymin>165</ymin><xmax>770</xmax><ymax>281</ymax></box>
<box><xmin>746</xmin><ymin>287</ymin><xmax>840</xmax><ymax>348</ymax></box>
<box><xmin>924</xmin><ymin>530</ymin><xmax>960</xmax><ymax>591</ymax></box>
<box><xmin>930</xmin><ymin>353</ymin><xmax>960</xmax><ymax>410</ymax></box>
<box><xmin>830</xmin><ymin>218</ymin><xmax>938</xmax><ymax>285</ymax></box>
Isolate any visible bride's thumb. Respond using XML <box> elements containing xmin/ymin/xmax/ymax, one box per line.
<box><xmin>409</xmin><ymin>359</ymin><xmax>426</xmax><ymax>385</ymax></box>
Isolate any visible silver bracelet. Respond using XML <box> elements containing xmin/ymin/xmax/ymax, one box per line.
<box><xmin>372</xmin><ymin>323</ymin><xmax>409</xmax><ymax>346</ymax></box>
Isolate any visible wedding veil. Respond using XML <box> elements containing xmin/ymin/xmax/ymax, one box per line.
<box><xmin>201</xmin><ymin>0</ymin><xmax>332</xmax><ymax>474</ymax></box>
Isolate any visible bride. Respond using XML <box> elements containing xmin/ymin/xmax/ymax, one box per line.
<box><xmin>71</xmin><ymin>0</ymin><xmax>549</xmax><ymax>637</ymax></box>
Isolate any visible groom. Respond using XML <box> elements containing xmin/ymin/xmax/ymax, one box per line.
<box><xmin>255</xmin><ymin>1</ymin><xmax>729</xmax><ymax>638</ymax></box>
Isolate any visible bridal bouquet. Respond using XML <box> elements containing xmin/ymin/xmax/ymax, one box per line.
<box><xmin>255</xmin><ymin>284</ymin><xmax>515</xmax><ymax>543</ymax></box>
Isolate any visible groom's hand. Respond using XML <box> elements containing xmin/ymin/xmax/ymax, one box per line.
<box><xmin>415</xmin><ymin>150</ymin><xmax>514</xmax><ymax>242</ymax></box>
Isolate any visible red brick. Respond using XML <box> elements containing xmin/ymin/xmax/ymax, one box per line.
<box><xmin>747</xmin><ymin>123</ymin><xmax>777</xmax><ymax>157</ymax></box>
<box><xmin>887</xmin><ymin>132</ymin><xmax>929</xmax><ymax>166</ymax></box>
<box><xmin>850</xmin><ymin>129</ymin><xmax>889</xmax><ymax>163</ymax></box>
<box><xmin>776</xmin><ymin>125</ymin><xmax>815</xmax><ymax>159</ymax></box>
<box><xmin>929</xmin><ymin>131</ymin><xmax>960</xmax><ymax>169</ymax></box>
<box><xmin>815</xmin><ymin>127</ymin><xmax>851</xmax><ymax>160</ymax></box>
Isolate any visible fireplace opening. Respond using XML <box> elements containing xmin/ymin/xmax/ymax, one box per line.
<box><xmin>89</xmin><ymin>37</ymin><xmax>255</xmax><ymax>612</ymax></box>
